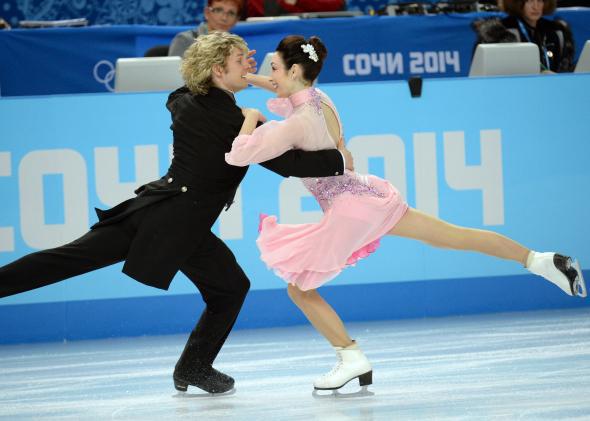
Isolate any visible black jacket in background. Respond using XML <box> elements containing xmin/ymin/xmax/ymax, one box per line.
<box><xmin>473</xmin><ymin>16</ymin><xmax>575</xmax><ymax>73</ymax></box>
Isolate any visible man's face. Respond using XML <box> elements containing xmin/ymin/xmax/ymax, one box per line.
<box><xmin>205</xmin><ymin>0</ymin><xmax>239</xmax><ymax>32</ymax></box>
<box><xmin>218</xmin><ymin>47</ymin><xmax>250</xmax><ymax>92</ymax></box>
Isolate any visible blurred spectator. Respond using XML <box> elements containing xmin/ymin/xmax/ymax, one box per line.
<box><xmin>168</xmin><ymin>0</ymin><xmax>241</xmax><ymax>57</ymax></box>
<box><xmin>0</xmin><ymin>17</ymin><xmax>11</xmax><ymax>30</ymax></box>
<box><xmin>473</xmin><ymin>0</ymin><xmax>575</xmax><ymax>72</ymax></box>
<box><xmin>245</xmin><ymin>0</ymin><xmax>345</xmax><ymax>18</ymax></box>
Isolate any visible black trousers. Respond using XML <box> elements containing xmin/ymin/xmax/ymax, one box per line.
<box><xmin>0</xmin><ymin>207</ymin><xmax>250</xmax><ymax>365</ymax></box>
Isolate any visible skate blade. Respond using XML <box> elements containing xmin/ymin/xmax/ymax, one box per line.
<box><xmin>175</xmin><ymin>387</ymin><xmax>236</xmax><ymax>398</ymax></box>
<box><xmin>312</xmin><ymin>386</ymin><xmax>374</xmax><ymax>399</ymax></box>
<box><xmin>573</xmin><ymin>260</ymin><xmax>587</xmax><ymax>298</ymax></box>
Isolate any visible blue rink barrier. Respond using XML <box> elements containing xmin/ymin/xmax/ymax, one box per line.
<box><xmin>2</xmin><ymin>275</ymin><xmax>588</xmax><ymax>344</ymax></box>
<box><xmin>1</xmin><ymin>74</ymin><xmax>589</xmax><ymax>344</ymax></box>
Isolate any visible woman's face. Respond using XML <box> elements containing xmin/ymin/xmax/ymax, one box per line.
<box><xmin>522</xmin><ymin>0</ymin><xmax>544</xmax><ymax>26</ymax></box>
<box><xmin>269</xmin><ymin>52</ymin><xmax>296</xmax><ymax>98</ymax></box>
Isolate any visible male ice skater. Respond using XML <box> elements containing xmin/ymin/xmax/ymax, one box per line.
<box><xmin>0</xmin><ymin>32</ymin><xmax>351</xmax><ymax>394</ymax></box>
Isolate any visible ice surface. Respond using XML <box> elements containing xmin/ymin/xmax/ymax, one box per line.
<box><xmin>1</xmin><ymin>308</ymin><xmax>589</xmax><ymax>420</ymax></box>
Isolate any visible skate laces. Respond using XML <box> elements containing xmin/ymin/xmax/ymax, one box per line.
<box><xmin>322</xmin><ymin>355</ymin><xmax>344</xmax><ymax>379</ymax></box>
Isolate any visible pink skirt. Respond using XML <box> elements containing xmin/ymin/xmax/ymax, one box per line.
<box><xmin>256</xmin><ymin>175</ymin><xmax>408</xmax><ymax>291</ymax></box>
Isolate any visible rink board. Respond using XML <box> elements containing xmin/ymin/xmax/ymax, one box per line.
<box><xmin>1</xmin><ymin>274</ymin><xmax>589</xmax><ymax>344</ymax></box>
<box><xmin>1</xmin><ymin>74</ymin><xmax>589</xmax><ymax>343</ymax></box>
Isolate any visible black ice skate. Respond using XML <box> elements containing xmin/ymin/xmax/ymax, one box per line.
<box><xmin>528</xmin><ymin>252</ymin><xmax>587</xmax><ymax>298</ymax></box>
<box><xmin>173</xmin><ymin>363</ymin><xmax>234</xmax><ymax>394</ymax></box>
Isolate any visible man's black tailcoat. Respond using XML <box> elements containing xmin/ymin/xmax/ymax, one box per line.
<box><xmin>0</xmin><ymin>84</ymin><xmax>344</xmax><ymax>367</ymax></box>
<box><xmin>92</xmin><ymin>86</ymin><xmax>344</xmax><ymax>290</ymax></box>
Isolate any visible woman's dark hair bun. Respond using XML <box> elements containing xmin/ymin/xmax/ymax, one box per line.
<box><xmin>308</xmin><ymin>36</ymin><xmax>327</xmax><ymax>62</ymax></box>
<box><xmin>276</xmin><ymin>35</ymin><xmax>328</xmax><ymax>83</ymax></box>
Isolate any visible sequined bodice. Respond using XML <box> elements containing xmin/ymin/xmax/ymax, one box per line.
<box><xmin>228</xmin><ymin>87</ymin><xmax>385</xmax><ymax>211</ymax></box>
<box><xmin>303</xmin><ymin>171</ymin><xmax>385</xmax><ymax>212</ymax></box>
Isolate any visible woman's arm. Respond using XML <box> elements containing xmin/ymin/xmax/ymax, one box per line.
<box><xmin>244</xmin><ymin>73</ymin><xmax>277</xmax><ymax>93</ymax></box>
<box><xmin>225</xmin><ymin>112</ymin><xmax>305</xmax><ymax>167</ymax></box>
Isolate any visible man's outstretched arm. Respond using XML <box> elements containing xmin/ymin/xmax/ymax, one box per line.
<box><xmin>259</xmin><ymin>147</ymin><xmax>351</xmax><ymax>178</ymax></box>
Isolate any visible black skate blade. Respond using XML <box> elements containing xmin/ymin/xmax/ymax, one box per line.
<box><xmin>573</xmin><ymin>260</ymin><xmax>587</xmax><ymax>298</ymax></box>
<box><xmin>554</xmin><ymin>254</ymin><xmax>577</xmax><ymax>296</ymax></box>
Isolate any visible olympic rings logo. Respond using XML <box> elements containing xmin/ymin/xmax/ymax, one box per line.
<box><xmin>93</xmin><ymin>60</ymin><xmax>116</xmax><ymax>92</ymax></box>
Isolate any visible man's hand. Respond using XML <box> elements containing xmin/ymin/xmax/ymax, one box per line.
<box><xmin>247</xmin><ymin>50</ymin><xmax>257</xmax><ymax>74</ymax></box>
<box><xmin>337</xmin><ymin>137</ymin><xmax>354</xmax><ymax>172</ymax></box>
<box><xmin>242</xmin><ymin>108</ymin><xmax>267</xmax><ymax>123</ymax></box>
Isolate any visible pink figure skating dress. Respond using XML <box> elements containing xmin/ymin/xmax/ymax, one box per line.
<box><xmin>225</xmin><ymin>87</ymin><xmax>408</xmax><ymax>290</ymax></box>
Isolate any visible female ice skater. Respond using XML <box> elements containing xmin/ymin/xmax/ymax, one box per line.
<box><xmin>225</xmin><ymin>35</ymin><xmax>586</xmax><ymax>391</ymax></box>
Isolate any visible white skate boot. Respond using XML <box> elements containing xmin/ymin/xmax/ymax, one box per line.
<box><xmin>527</xmin><ymin>252</ymin><xmax>587</xmax><ymax>297</ymax></box>
<box><xmin>313</xmin><ymin>341</ymin><xmax>373</xmax><ymax>391</ymax></box>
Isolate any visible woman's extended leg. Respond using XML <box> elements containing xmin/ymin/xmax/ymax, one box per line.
<box><xmin>388</xmin><ymin>208</ymin><xmax>586</xmax><ymax>297</ymax></box>
<box><xmin>388</xmin><ymin>208</ymin><xmax>530</xmax><ymax>264</ymax></box>
<box><xmin>288</xmin><ymin>285</ymin><xmax>372</xmax><ymax>390</ymax></box>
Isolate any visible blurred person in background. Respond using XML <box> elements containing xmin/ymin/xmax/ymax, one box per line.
<box><xmin>0</xmin><ymin>17</ymin><xmax>11</xmax><ymax>29</ymax></box>
<box><xmin>169</xmin><ymin>0</ymin><xmax>242</xmax><ymax>57</ymax></box>
<box><xmin>473</xmin><ymin>0</ymin><xmax>575</xmax><ymax>73</ymax></box>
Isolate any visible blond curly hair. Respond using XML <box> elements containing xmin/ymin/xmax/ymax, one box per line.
<box><xmin>181</xmin><ymin>32</ymin><xmax>248</xmax><ymax>95</ymax></box>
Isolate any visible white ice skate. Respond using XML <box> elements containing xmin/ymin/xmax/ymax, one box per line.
<box><xmin>313</xmin><ymin>341</ymin><xmax>373</xmax><ymax>391</ymax></box>
<box><xmin>528</xmin><ymin>252</ymin><xmax>587</xmax><ymax>298</ymax></box>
